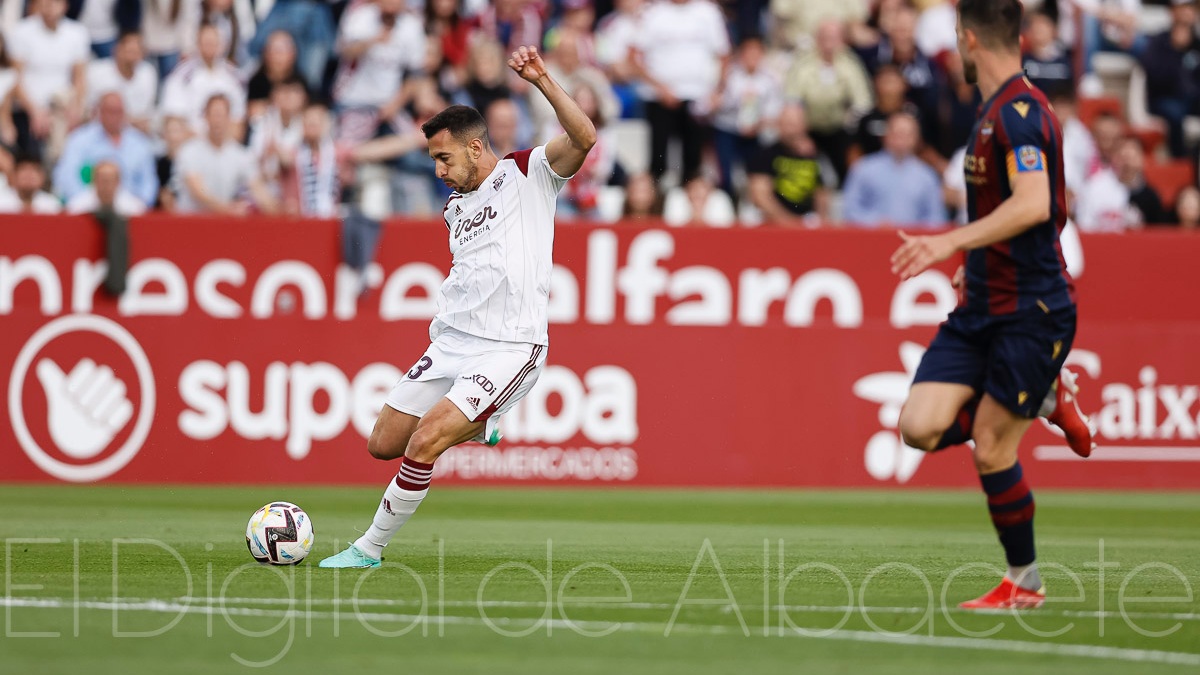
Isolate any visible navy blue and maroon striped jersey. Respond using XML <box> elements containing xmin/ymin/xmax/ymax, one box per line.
<box><xmin>961</xmin><ymin>74</ymin><xmax>1075</xmax><ymax>315</ymax></box>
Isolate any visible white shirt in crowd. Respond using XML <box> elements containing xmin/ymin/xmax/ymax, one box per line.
<box><xmin>140</xmin><ymin>0</ymin><xmax>185</xmax><ymax>57</ymax></box>
<box><xmin>0</xmin><ymin>68</ymin><xmax>16</xmax><ymax>105</ymax></box>
<box><xmin>0</xmin><ymin>189</ymin><xmax>62</xmax><ymax>214</ymax></box>
<box><xmin>78</xmin><ymin>0</ymin><xmax>119</xmax><ymax>45</ymax></box>
<box><xmin>944</xmin><ymin>146</ymin><xmax>969</xmax><ymax>225</ymax></box>
<box><xmin>249</xmin><ymin>109</ymin><xmax>304</xmax><ymax>182</ymax></box>
<box><xmin>334</xmin><ymin>3</ymin><xmax>425</xmax><ymax>108</ymax></box>
<box><xmin>87</xmin><ymin>58</ymin><xmax>159</xmax><ymax>122</ymax></box>
<box><xmin>436</xmin><ymin>145</ymin><xmax>568</xmax><ymax>346</ymax></box>
<box><xmin>633</xmin><ymin>0</ymin><xmax>730</xmax><ymax>104</ymax></box>
<box><xmin>595</xmin><ymin>6</ymin><xmax>640</xmax><ymax>69</ymax></box>
<box><xmin>712</xmin><ymin>64</ymin><xmax>783</xmax><ymax>135</ymax></box>
<box><xmin>1061</xmin><ymin>115</ymin><xmax>1098</xmax><ymax>196</ymax></box>
<box><xmin>6</xmin><ymin>15</ymin><xmax>91</xmax><ymax>109</ymax></box>
<box><xmin>66</xmin><ymin>186</ymin><xmax>148</xmax><ymax>217</ymax></box>
<box><xmin>160</xmin><ymin>57</ymin><xmax>248</xmax><ymax>130</ymax></box>
<box><xmin>1075</xmin><ymin>167</ymin><xmax>1141</xmax><ymax>232</ymax></box>
<box><xmin>172</xmin><ymin>137</ymin><xmax>259</xmax><ymax>212</ymax></box>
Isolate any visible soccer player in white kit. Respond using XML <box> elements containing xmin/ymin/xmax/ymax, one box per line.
<box><xmin>320</xmin><ymin>46</ymin><xmax>596</xmax><ymax>568</ymax></box>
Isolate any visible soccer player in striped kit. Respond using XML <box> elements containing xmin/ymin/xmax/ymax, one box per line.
<box><xmin>320</xmin><ymin>46</ymin><xmax>596</xmax><ymax>568</ymax></box>
<box><xmin>890</xmin><ymin>0</ymin><xmax>1095</xmax><ymax>609</ymax></box>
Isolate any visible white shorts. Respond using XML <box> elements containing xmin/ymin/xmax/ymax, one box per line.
<box><xmin>385</xmin><ymin>326</ymin><xmax>547</xmax><ymax>436</ymax></box>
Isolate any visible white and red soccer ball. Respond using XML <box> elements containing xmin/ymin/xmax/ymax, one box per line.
<box><xmin>246</xmin><ymin>502</ymin><xmax>315</xmax><ymax>565</ymax></box>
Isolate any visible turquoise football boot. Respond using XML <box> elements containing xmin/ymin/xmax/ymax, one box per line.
<box><xmin>318</xmin><ymin>544</ymin><xmax>381</xmax><ymax>568</ymax></box>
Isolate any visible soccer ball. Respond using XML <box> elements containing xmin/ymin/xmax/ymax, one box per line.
<box><xmin>246</xmin><ymin>502</ymin><xmax>315</xmax><ymax>565</ymax></box>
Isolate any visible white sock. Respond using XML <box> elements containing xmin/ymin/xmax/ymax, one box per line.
<box><xmin>1038</xmin><ymin>381</ymin><xmax>1057</xmax><ymax>417</ymax></box>
<box><xmin>1008</xmin><ymin>563</ymin><xmax>1042</xmax><ymax>591</ymax></box>
<box><xmin>350</xmin><ymin>458</ymin><xmax>432</xmax><ymax>554</ymax></box>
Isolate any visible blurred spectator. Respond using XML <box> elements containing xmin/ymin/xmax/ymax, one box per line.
<box><xmin>0</xmin><ymin>34</ymin><xmax>18</xmax><ymax>148</ymax></box>
<box><xmin>1050</xmin><ymin>92</ymin><xmax>1099</xmax><ymax>198</ymax></box>
<box><xmin>556</xmin><ymin>0</ymin><xmax>598</xmax><ymax>63</ymax></box>
<box><xmin>1075</xmin><ymin>136</ymin><xmax>1159</xmax><ymax>231</ymax></box>
<box><xmin>181</xmin><ymin>0</ymin><xmax>257</xmax><ymax>69</ymax></box>
<box><xmin>1062</xmin><ymin>0</ymin><xmax>1142</xmax><ymax>76</ymax></box>
<box><xmin>279</xmin><ymin>102</ymin><xmax>340</xmax><ymax>218</ymax></box>
<box><xmin>155</xmin><ymin>115</ymin><xmax>191</xmax><ymax>209</ymax></box>
<box><xmin>595</xmin><ymin>0</ymin><xmax>643</xmax><ymax>117</ymax></box>
<box><xmin>841</xmin><ymin>111</ymin><xmax>942</xmax><ymax>227</ymax></box>
<box><xmin>768</xmin><ymin>0</ymin><xmax>868</xmax><ymax>53</ymax></box>
<box><xmin>78</xmin><ymin>0</ymin><xmax>141</xmax><ymax>57</ymax></box>
<box><xmin>160</xmin><ymin>23</ymin><xmax>248</xmax><ymax>135</ymax></box>
<box><xmin>426</xmin><ymin>0</ymin><xmax>475</xmax><ymax>77</ymax></box>
<box><xmin>1022</xmin><ymin>11</ymin><xmax>1073</xmax><ymax>99</ymax></box>
<box><xmin>87</xmin><ymin>31</ymin><xmax>158</xmax><ymax>134</ymax></box>
<box><xmin>935</xmin><ymin>41</ymin><xmax>978</xmax><ymax>161</ymax></box>
<box><xmin>632</xmin><ymin>0</ymin><xmax>731</xmax><ymax>184</ymax></box>
<box><xmin>53</xmin><ymin>91</ymin><xmax>158</xmax><ymax>205</ymax></box>
<box><xmin>484</xmin><ymin>97</ymin><xmax>522</xmax><ymax>158</ymax></box>
<box><xmin>622</xmin><ymin>171</ymin><xmax>664</xmax><ymax>219</ymax></box>
<box><xmin>173</xmin><ymin>94</ymin><xmax>278</xmax><ymax>215</ymax></box>
<box><xmin>65</xmin><ymin>159</ymin><xmax>147</xmax><ymax>215</ymax></box>
<box><xmin>558</xmin><ymin>81</ymin><xmax>618</xmax><ymax>218</ymax></box>
<box><xmin>914</xmin><ymin>0</ymin><xmax>957</xmax><ymax>59</ymax></box>
<box><xmin>747</xmin><ymin>103</ymin><xmax>828</xmax><ymax>226</ymax></box>
<box><xmin>713</xmin><ymin>35</ymin><xmax>780</xmax><ymax>200</ymax></box>
<box><xmin>249</xmin><ymin>0</ymin><xmax>335</xmax><ymax>91</ymax></box>
<box><xmin>475</xmin><ymin>0</ymin><xmax>544</xmax><ymax>56</ymax></box>
<box><xmin>850</xmin><ymin>64</ymin><xmax>917</xmax><ymax>162</ymax></box>
<box><xmin>333</xmin><ymin>0</ymin><xmax>425</xmax><ymax>143</ymax></box>
<box><xmin>529</xmin><ymin>27</ymin><xmax>617</xmax><ymax>142</ymax></box>
<box><xmin>141</xmin><ymin>0</ymin><xmax>187</xmax><ymax>80</ymax></box>
<box><xmin>857</xmin><ymin>6</ymin><xmax>940</xmax><ymax>151</ymax></box>
<box><xmin>0</xmin><ymin>154</ymin><xmax>61</xmax><ymax>213</ymax></box>
<box><xmin>461</xmin><ymin>37</ymin><xmax>513</xmax><ymax>118</ymax></box>
<box><xmin>663</xmin><ymin>175</ymin><xmax>736</xmax><ymax>226</ymax></box>
<box><xmin>1173</xmin><ymin>185</ymin><xmax>1200</xmax><ymax>228</ymax></box>
<box><xmin>1087</xmin><ymin>111</ymin><xmax>1124</xmax><ymax>176</ymax></box>
<box><xmin>1139</xmin><ymin>0</ymin><xmax>1200</xmax><ymax>158</ymax></box>
<box><xmin>8</xmin><ymin>0</ymin><xmax>91</xmax><ymax>151</ymax></box>
<box><xmin>1115</xmin><ymin>137</ymin><xmax>1168</xmax><ymax>224</ymax></box>
<box><xmin>247</xmin><ymin>31</ymin><xmax>301</xmax><ymax>121</ymax></box>
<box><xmin>784</xmin><ymin>19</ymin><xmax>873</xmax><ymax>181</ymax></box>
<box><xmin>249</xmin><ymin>75</ymin><xmax>307</xmax><ymax>195</ymax></box>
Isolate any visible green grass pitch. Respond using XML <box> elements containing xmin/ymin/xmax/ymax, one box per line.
<box><xmin>2</xmin><ymin>485</ymin><xmax>1199</xmax><ymax>674</ymax></box>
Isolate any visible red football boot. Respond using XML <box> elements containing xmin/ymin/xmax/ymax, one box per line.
<box><xmin>959</xmin><ymin>577</ymin><xmax>1046</xmax><ymax>610</ymax></box>
<box><xmin>1045</xmin><ymin>367</ymin><xmax>1096</xmax><ymax>458</ymax></box>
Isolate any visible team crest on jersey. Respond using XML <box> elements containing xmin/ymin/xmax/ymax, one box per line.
<box><xmin>492</xmin><ymin>172</ymin><xmax>506</xmax><ymax>191</ymax></box>
<box><xmin>980</xmin><ymin>120</ymin><xmax>994</xmax><ymax>137</ymax></box>
<box><xmin>1018</xmin><ymin>145</ymin><xmax>1042</xmax><ymax>170</ymax></box>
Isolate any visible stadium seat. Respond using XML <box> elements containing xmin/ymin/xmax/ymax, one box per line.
<box><xmin>1077</xmin><ymin>95</ymin><xmax>1124</xmax><ymax>129</ymax></box>
<box><xmin>1143</xmin><ymin>159</ymin><xmax>1196</xmax><ymax>209</ymax></box>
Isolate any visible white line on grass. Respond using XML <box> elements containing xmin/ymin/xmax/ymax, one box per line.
<box><xmin>184</xmin><ymin>595</ymin><xmax>1200</xmax><ymax>622</ymax></box>
<box><xmin>2</xmin><ymin>596</ymin><xmax>1198</xmax><ymax>667</ymax></box>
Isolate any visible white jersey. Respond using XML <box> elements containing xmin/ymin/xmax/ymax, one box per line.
<box><xmin>434</xmin><ymin>145</ymin><xmax>569</xmax><ymax>346</ymax></box>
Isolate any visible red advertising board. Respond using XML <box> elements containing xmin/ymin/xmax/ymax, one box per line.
<box><xmin>3</xmin><ymin>215</ymin><xmax>1199</xmax><ymax>488</ymax></box>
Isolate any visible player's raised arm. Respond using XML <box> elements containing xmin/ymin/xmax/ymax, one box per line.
<box><xmin>507</xmin><ymin>45</ymin><xmax>597</xmax><ymax>178</ymax></box>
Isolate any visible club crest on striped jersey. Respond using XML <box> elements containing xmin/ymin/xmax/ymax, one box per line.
<box><xmin>980</xmin><ymin>120</ymin><xmax>994</xmax><ymax>137</ymax></box>
<box><xmin>492</xmin><ymin>171</ymin><xmax>507</xmax><ymax>191</ymax></box>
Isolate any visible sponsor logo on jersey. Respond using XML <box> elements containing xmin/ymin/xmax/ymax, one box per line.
<box><xmin>1012</xmin><ymin>101</ymin><xmax>1031</xmax><ymax>119</ymax></box>
<box><xmin>466</xmin><ymin>396</ymin><xmax>480</xmax><ymax>410</ymax></box>
<box><xmin>453</xmin><ymin>205</ymin><xmax>498</xmax><ymax>239</ymax></box>
<box><xmin>383</xmin><ymin>498</ymin><xmax>395</xmax><ymax>515</ymax></box>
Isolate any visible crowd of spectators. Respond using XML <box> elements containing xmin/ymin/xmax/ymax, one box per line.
<box><xmin>0</xmin><ymin>0</ymin><xmax>1197</xmax><ymax>230</ymax></box>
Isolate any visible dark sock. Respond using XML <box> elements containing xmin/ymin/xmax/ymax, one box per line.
<box><xmin>979</xmin><ymin>461</ymin><xmax>1037</xmax><ymax>570</ymax></box>
<box><xmin>934</xmin><ymin>395</ymin><xmax>980</xmax><ymax>450</ymax></box>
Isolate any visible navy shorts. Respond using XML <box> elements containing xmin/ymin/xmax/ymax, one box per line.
<box><xmin>912</xmin><ymin>305</ymin><xmax>1077</xmax><ymax>418</ymax></box>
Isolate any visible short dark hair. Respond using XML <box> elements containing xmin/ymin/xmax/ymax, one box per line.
<box><xmin>958</xmin><ymin>0</ymin><xmax>1023</xmax><ymax>51</ymax></box>
<box><xmin>420</xmin><ymin>104</ymin><xmax>489</xmax><ymax>146</ymax></box>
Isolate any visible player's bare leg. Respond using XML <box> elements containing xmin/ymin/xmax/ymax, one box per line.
<box><xmin>364</xmin><ymin>405</ymin><xmax>420</xmax><ymax>460</ymax></box>
<box><xmin>960</xmin><ymin>394</ymin><xmax>1045</xmax><ymax>610</ymax></box>
<box><xmin>898</xmin><ymin>382</ymin><xmax>978</xmax><ymax>452</ymax></box>
<box><xmin>321</xmin><ymin>400</ymin><xmax>483</xmax><ymax>568</ymax></box>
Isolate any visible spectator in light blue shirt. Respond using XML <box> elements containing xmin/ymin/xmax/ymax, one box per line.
<box><xmin>53</xmin><ymin>91</ymin><xmax>158</xmax><ymax>206</ymax></box>
<box><xmin>842</xmin><ymin>112</ymin><xmax>945</xmax><ymax>228</ymax></box>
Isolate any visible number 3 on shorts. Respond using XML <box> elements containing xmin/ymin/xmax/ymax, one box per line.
<box><xmin>408</xmin><ymin>356</ymin><xmax>432</xmax><ymax>380</ymax></box>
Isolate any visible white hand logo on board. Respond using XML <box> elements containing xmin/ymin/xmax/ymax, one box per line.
<box><xmin>36</xmin><ymin>357</ymin><xmax>134</xmax><ymax>459</ymax></box>
<box><xmin>853</xmin><ymin>342</ymin><xmax>928</xmax><ymax>483</ymax></box>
